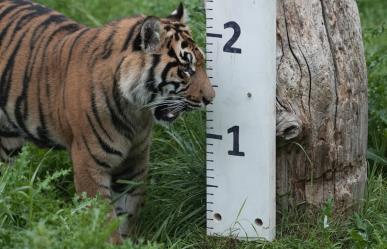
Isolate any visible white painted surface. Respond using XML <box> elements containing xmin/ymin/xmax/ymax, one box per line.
<box><xmin>205</xmin><ymin>0</ymin><xmax>276</xmax><ymax>241</ymax></box>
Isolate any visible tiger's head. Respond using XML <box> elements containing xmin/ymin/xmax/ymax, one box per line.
<box><xmin>119</xmin><ymin>3</ymin><xmax>215</xmax><ymax>123</ymax></box>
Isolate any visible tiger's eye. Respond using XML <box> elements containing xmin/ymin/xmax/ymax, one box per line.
<box><xmin>181</xmin><ymin>41</ymin><xmax>189</xmax><ymax>49</ymax></box>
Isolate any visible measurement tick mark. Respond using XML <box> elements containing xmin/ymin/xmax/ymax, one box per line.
<box><xmin>206</xmin><ymin>133</ymin><xmax>223</xmax><ymax>140</ymax></box>
<box><xmin>207</xmin><ymin>33</ymin><xmax>222</xmax><ymax>38</ymax></box>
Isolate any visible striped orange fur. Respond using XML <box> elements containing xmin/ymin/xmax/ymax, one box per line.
<box><xmin>0</xmin><ymin>0</ymin><xmax>214</xmax><ymax>243</ymax></box>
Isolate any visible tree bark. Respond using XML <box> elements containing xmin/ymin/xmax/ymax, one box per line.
<box><xmin>275</xmin><ymin>0</ymin><xmax>368</xmax><ymax>212</ymax></box>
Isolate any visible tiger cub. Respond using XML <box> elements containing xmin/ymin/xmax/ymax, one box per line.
<box><xmin>0</xmin><ymin>0</ymin><xmax>215</xmax><ymax>243</ymax></box>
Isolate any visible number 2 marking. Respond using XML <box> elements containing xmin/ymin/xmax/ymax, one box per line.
<box><xmin>228</xmin><ymin>126</ymin><xmax>245</xmax><ymax>156</ymax></box>
<box><xmin>223</xmin><ymin>21</ymin><xmax>242</xmax><ymax>54</ymax></box>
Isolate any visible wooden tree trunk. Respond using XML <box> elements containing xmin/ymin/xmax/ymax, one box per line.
<box><xmin>275</xmin><ymin>0</ymin><xmax>368</xmax><ymax>212</ymax></box>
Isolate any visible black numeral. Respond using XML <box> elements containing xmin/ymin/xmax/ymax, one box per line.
<box><xmin>223</xmin><ymin>21</ymin><xmax>242</xmax><ymax>54</ymax></box>
<box><xmin>227</xmin><ymin>126</ymin><xmax>245</xmax><ymax>156</ymax></box>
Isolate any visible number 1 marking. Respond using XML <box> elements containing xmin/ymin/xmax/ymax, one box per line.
<box><xmin>228</xmin><ymin>126</ymin><xmax>245</xmax><ymax>156</ymax></box>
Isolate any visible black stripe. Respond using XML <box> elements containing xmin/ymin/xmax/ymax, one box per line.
<box><xmin>84</xmin><ymin>29</ymin><xmax>102</xmax><ymax>68</ymax></box>
<box><xmin>145</xmin><ymin>55</ymin><xmax>161</xmax><ymax>103</ymax></box>
<box><xmin>103</xmin><ymin>89</ymin><xmax>135</xmax><ymax>140</ymax></box>
<box><xmin>0</xmin><ymin>2</ymin><xmax>28</xmax><ymax>20</ymax></box>
<box><xmin>111</xmin><ymin>59</ymin><xmax>130</xmax><ymax>119</ymax></box>
<box><xmin>82</xmin><ymin>29</ymin><xmax>100</xmax><ymax>57</ymax></box>
<box><xmin>30</xmin><ymin>14</ymin><xmax>67</xmax><ymax>45</ymax></box>
<box><xmin>9</xmin><ymin>0</ymin><xmax>32</xmax><ymax>6</ymax></box>
<box><xmin>90</xmin><ymin>85</ymin><xmax>113</xmax><ymax>142</ymax></box>
<box><xmin>113</xmin><ymin>167</ymin><xmax>146</xmax><ymax>181</ymax></box>
<box><xmin>62</xmin><ymin>28</ymin><xmax>89</xmax><ymax>108</ymax></box>
<box><xmin>147</xmin><ymin>54</ymin><xmax>161</xmax><ymax>83</ymax></box>
<box><xmin>176</xmin><ymin>84</ymin><xmax>189</xmax><ymax>94</ymax></box>
<box><xmin>86</xmin><ymin>113</ymin><xmax>123</xmax><ymax>157</ymax></box>
<box><xmin>63</xmin><ymin>28</ymin><xmax>90</xmax><ymax>76</ymax></box>
<box><xmin>145</xmin><ymin>54</ymin><xmax>161</xmax><ymax>98</ymax></box>
<box><xmin>101</xmin><ymin>29</ymin><xmax>115</xmax><ymax>59</ymax></box>
<box><xmin>132</xmin><ymin>32</ymin><xmax>142</xmax><ymax>51</ymax></box>
<box><xmin>0</xmin><ymin>130</ymin><xmax>19</xmax><ymax>138</ymax></box>
<box><xmin>161</xmin><ymin>61</ymin><xmax>179</xmax><ymax>81</ymax></box>
<box><xmin>121</xmin><ymin>20</ymin><xmax>142</xmax><ymax>51</ymax></box>
<box><xmin>168</xmin><ymin>48</ymin><xmax>179</xmax><ymax>60</ymax></box>
<box><xmin>110</xmin><ymin>59</ymin><xmax>138</xmax><ymax>137</ymax></box>
<box><xmin>111</xmin><ymin>167</ymin><xmax>146</xmax><ymax>192</ymax></box>
<box><xmin>0</xmin><ymin>27</ymin><xmax>26</xmax><ymax>108</ymax></box>
<box><xmin>177</xmin><ymin>68</ymin><xmax>186</xmax><ymax>79</ymax></box>
<box><xmin>81</xmin><ymin>135</ymin><xmax>111</xmax><ymax>169</ymax></box>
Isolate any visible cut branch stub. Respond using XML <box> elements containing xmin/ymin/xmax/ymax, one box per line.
<box><xmin>276</xmin><ymin>96</ymin><xmax>303</xmax><ymax>140</ymax></box>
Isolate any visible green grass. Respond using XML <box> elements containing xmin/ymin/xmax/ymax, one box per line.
<box><xmin>0</xmin><ymin>0</ymin><xmax>386</xmax><ymax>248</ymax></box>
<box><xmin>359</xmin><ymin>0</ymin><xmax>387</xmax><ymax>171</ymax></box>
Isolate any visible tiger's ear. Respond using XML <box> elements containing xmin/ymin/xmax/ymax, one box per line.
<box><xmin>168</xmin><ymin>3</ymin><xmax>188</xmax><ymax>23</ymax></box>
<box><xmin>140</xmin><ymin>16</ymin><xmax>163</xmax><ymax>53</ymax></box>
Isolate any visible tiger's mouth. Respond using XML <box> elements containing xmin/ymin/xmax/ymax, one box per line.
<box><xmin>153</xmin><ymin>101</ymin><xmax>201</xmax><ymax>123</ymax></box>
<box><xmin>154</xmin><ymin>104</ymin><xmax>185</xmax><ymax>122</ymax></box>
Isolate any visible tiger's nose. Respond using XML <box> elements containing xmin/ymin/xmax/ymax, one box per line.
<box><xmin>187</xmin><ymin>89</ymin><xmax>215</xmax><ymax>106</ymax></box>
<box><xmin>186</xmin><ymin>67</ymin><xmax>216</xmax><ymax>105</ymax></box>
<box><xmin>203</xmin><ymin>97</ymin><xmax>211</xmax><ymax>106</ymax></box>
<box><xmin>201</xmin><ymin>83</ymin><xmax>215</xmax><ymax>105</ymax></box>
<box><xmin>202</xmin><ymin>92</ymin><xmax>214</xmax><ymax>106</ymax></box>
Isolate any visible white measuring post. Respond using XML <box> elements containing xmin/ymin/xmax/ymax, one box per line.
<box><xmin>205</xmin><ymin>0</ymin><xmax>276</xmax><ymax>241</ymax></box>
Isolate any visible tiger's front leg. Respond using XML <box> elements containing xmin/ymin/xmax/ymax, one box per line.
<box><xmin>111</xmin><ymin>145</ymin><xmax>150</xmax><ymax>238</ymax></box>
<box><xmin>70</xmin><ymin>143</ymin><xmax>123</xmax><ymax>244</ymax></box>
